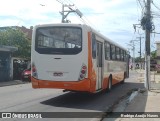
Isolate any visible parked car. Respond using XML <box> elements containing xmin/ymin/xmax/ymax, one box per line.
<box><xmin>21</xmin><ymin>62</ymin><xmax>31</xmax><ymax>82</ymax></box>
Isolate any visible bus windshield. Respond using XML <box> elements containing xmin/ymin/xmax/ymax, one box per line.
<box><xmin>35</xmin><ymin>26</ymin><xmax>82</xmax><ymax>55</ymax></box>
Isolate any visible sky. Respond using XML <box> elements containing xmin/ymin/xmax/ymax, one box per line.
<box><xmin>0</xmin><ymin>0</ymin><xmax>160</xmax><ymax>57</ymax></box>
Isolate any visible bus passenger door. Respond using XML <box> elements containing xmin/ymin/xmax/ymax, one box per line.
<box><xmin>96</xmin><ymin>42</ymin><xmax>103</xmax><ymax>90</ymax></box>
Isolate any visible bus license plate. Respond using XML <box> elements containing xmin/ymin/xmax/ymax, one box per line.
<box><xmin>54</xmin><ymin>72</ymin><xmax>63</xmax><ymax>77</ymax></box>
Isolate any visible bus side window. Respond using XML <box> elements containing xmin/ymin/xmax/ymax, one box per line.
<box><xmin>119</xmin><ymin>49</ymin><xmax>122</xmax><ymax>61</ymax></box>
<box><xmin>92</xmin><ymin>33</ymin><xmax>96</xmax><ymax>59</ymax></box>
<box><xmin>124</xmin><ymin>51</ymin><xmax>127</xmax><ymax>61</ymax></box>
<box><xmin>121</xmin><ymin>50</ymin><xmax>124</xmax><ymax>61</ymax></box>
<box><xmin>116</xmin><ymin>47</ymin><xmax>120</xmax><ymax>60</ymax></box>
<box><xmin>111</xmin><ymin>45</ymin><xmax>116</xmax><ymax>60</ymax></box>
<box><xmin>104</xmin><ymin>42</ymin><xmax>110</xmax><ymax>60</ymax></box>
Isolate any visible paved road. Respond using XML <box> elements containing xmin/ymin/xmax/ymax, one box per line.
<box><xmin>0</xmin><ymin>71</ymin><xmax>144</xmax><ymax>121</ymax></box>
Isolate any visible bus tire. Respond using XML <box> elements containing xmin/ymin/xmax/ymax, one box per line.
<box><xmin>108</xmin><ymin>76</ymin><xmax>112</xmax><ymax>91</ymax></box>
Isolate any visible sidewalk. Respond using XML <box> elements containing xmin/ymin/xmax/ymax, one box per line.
<box><xmin>0</xmin><ymin>80</ymin><xmax>28</xmax><ymax>87</ymax></box>
<box><xmin>124</xmin><ymin>89</ymin><xmax>160</xmax><ymax>110</ymax></box>
<box><xmin>136</xmin><ymin>69</ymin><xmax>160</xmax><ymax>89</ymax></box>
<box><xmin>112</xmin><ymin>90</ymin><xmax>160</xmax><ymax>121</ymax></box>
<box><xmin>103</xmin><ymin>70</ymin><xmax>160</xmax><ymax>121</ymax></box>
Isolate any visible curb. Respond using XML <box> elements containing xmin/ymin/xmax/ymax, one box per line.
<box><xmin>0</xmin><ymin>80</ymin><xmax>29</xmax><ymax>87</ymax></box>
<box><xmin>101</xmin><ymin>88</ymin><xmax>140</xmax><ymax>120</ymax></box>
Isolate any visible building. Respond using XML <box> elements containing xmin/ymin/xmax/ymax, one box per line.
<box><xmin>0</xmin><ymin>26</ymin><xmax>32</xmax><ymax>81</ymax></box>
<box><xmin>155</xmin><ymin>41</ymin><xmax>160</xmax><ymax>72</ymax></box>
<box><xmin>156</xmin><ymin>41</ymin><xmax>160</xmax><ymax>58</ymax></box>
<box><xmin>0</xmin><ymin>45</ymin><xmax>18</xmax><ymax>82</ymax></box>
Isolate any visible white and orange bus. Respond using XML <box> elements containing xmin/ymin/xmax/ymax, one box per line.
<box><xmin>31</xmin><ymin>23</ymin><xmax>129</xmax><ymax>93</ymax></box>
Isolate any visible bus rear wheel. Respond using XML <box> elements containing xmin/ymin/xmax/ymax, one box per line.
<box><xmin>108</xmin><ymin>76</ymin><xmax>112</xmax><ymax>91</ymax></box>
<box><xmin>121</xmin><ymin>72</ymin><xmax>126</xmax><ymax>84</ymax></box>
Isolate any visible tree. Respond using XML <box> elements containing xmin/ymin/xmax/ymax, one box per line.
<box><xmin>151</xmin><ymin>50</ymin><xmax>157</xmax><ymax>59</ymax></box>
<box><xmin>0</xmin><ymin>28</ymin><xmax>31</xmax><ymax>59</ymax></box>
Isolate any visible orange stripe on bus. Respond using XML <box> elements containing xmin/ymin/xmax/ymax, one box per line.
<box><xmin>88</xmin><ymin>32</ymin><xmax>92</xmax><ymax>79</ymax></box>
<box><xmin>88</xmin><ymin>32</ymin><xmax>96</xmax><ymax>92</ymax></box>
<box><xmin>31</xmin><ymin>77</ymin><xmax>91</xmax><ymax>92</ymax></box>
<box><xmin>102</xmin><ymin>77</ymin><xmax>109</xmax><ymax>90</ymax></box>
<box><xmin>31</xmin><ymin>77</ymin><xmax>39</xmax><ymax>88</ymax></box>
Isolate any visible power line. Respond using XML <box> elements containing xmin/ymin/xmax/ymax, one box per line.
<box><xmin>67</xmin><ymin>0</ymin><xmax>98</xmax><ymax>28</ymax></box>
<box><xmin>57</xmin><ymin>0</ymin><xmax>99</xmax><ymax>30</ymax></box>
<box><xmin>65</xmin><ymin>0</ymin><xmax>74</xmax><ymax>5</ymax></box>
<box><xmin>137</xmin><ymin>0</ymin><xmax>146</xmax><ymax>17</ymax></box>
<box><xmin>136</xmin><ymin>0</ymin><xmax>142</xmax><ymax>19</ymax></box>
<box><xmin>152</xmin><ymin>0</ymin><xmax>160</xmax><ymax>11</ymax></box>
<box><xmin>56</xmin><ymin>0</ymin><xmax>64</xmax><ymax>5</ymax></box>
<box><xmin>152</xmin><ymin>12</ymin><xmax>160</xmax><ymax>17</ymax></box>
<box><xmin>137</xmin><ymin>0</ymin><xmax>143</xmax><ymax>8</ymax></box>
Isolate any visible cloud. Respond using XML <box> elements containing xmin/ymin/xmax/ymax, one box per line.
<box><xmin>0</xmin><ymin>0</ymin><xmax>62</xmax><ymax>27</ymax></box>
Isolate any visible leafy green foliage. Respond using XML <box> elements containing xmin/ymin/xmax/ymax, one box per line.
<box><xmin>0</xmin><ymin>28</ymin><xmax>31</xmax><ymax>59</ymax></box>
<box><xmin>135</xmin><ymin>57</ymin><xmax>141</xmax><ymax>63</ymax></box>
<box><xmin>151</xmin><ymin>50</ymin><xmax>157</xmax><ymax>59</ymax></box>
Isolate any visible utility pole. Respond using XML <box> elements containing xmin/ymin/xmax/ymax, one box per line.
<box><xmin>133</xmin><ymin>41</ymin><xmax>135</xmax><ymax>70</ymax></box>
<box><xmin>136</xmin><ymin>36</ymin><xmax>144</xmax><ymax>69</ymax></box>
<box><xmin>61</xmin><ymin>4</ymin><xmax>65</xmax><ymax>23</ymax></box>
<box><xmin>145</xmin><ymin>0</ymin><xmax>151</xmax><ymax>90</ymax></box>
<box><xmin>127</xmin><ymin>41</ymin><xmax>136</xmax><ymax>70</ymax></box>
<box><xmin>139</xmin><ymin>37</ymin><xmax>142</xmax><ymax>69</ymax></box>
<box><xmin>60</xmin><ymin>4</ymin><xmax>83</xmax><ymax>23</ymax></box>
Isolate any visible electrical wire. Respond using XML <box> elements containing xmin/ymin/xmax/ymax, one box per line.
<box><xmin>137</xmin><ymin>0</ymin><xmax>146</xmax><ymax>18</ymax></box>
<box><xmin>137</xmin><ymin>0</ymin><xmax>143</xmax><ymax>9</ymax></box>
<box><xmin>152</xmin><ymin>11</ymin><xmax>160</xmax><ymax>18</ymax></box>
<box><xmin>59</xmin><ymin>0</ymin><xmax>99</xmax><ymax>30</ymax></box>
<box><xmin>136</xmin><ymin>0</ymin><xmax>141</xmax><ymax>19</ymax></box>
<box><xmin>152</xmin><ymin>0</ymin><xmax>160</xmax><ymax>11</ymax></box>
<box><xmin>56</xmin><ymin>0</ymin><xmax>64</xmax><ymax>5</ymax></box>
